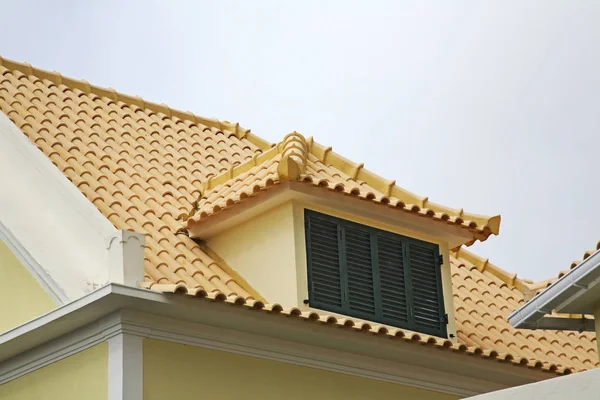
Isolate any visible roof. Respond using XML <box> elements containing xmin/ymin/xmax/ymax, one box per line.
<box><xmin>0</xmin><ymin>56</ymin><xmax>263</xmax><ymax>302</ymax></box>
<box><xmin>0</xmin><ymin>56</ymin><xmax>596</xmax><ymax>376</ymax></box>
<box><xmin>186</xmin><ymin>132</ymin><xmax>501</xmax><ymax>247</ymax></box>
<box><xmin>452</xmin><ymin>249</ymin><xmax>597</xmax><ymax>373</ymax></box>
<box><xmin>526</xmin><ymin>240</ymin><xmax>600</xmax><ymax>296</ymax></box>
<box><xmin>507</xmin><ymin>240</ymin><xmax>600</xmax><ymax>331</ymax></box>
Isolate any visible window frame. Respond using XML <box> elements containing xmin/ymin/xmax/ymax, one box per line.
<box><xmin>305</xmin><ymin>209</ymin><xmax>447</xmax><ymax>338</ymax></box>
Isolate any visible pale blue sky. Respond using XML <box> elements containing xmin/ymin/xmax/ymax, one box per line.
<box><xmin>2</xmin><ymin>1</ymin><xmax>599</xmax><ymax>280</ymax></box>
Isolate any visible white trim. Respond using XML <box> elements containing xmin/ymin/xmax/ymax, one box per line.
<box><xmin>0</xmin><ymin>285</ymin><xmax>552</xmax><ymax>398</ymax></box>
<box><xmin>121</xmin><ymin>311</ymin><xmax>496</xmax><ymax>397</ymax></box>
<box><xmin>0</xmin><ymin>220</ymin><xmax>67</xmax><ymax>305</ymax></box>
<box><xmin>0</xmin><ymin>313</ymin><xmax>121</xmax><ymax>383</ymax></box>
<box><xmin>509</xmin><ymin>248</ymin><xmax>600</xmax><ymax>327</ymax></box>
<box><xmin>108</xmin><ymin>333</ymin><xmax>143</xmax><ymax>400</ymax></box>
<box><xmin>0</xmin><ymin>310</ymin><xmax>497</xmax><ymax>397</ymax></box>
<box><xmin>468</xmin><ymin>368</ymin><xmax>600</xmax><ymax>400</ymax></box>
<box><xmin>0</xmin><ymin>112</ymin><xmax>118</xmax><ymax>300</ymax></box>
<box><xmin>106</xmin><ymin>230</ymin><xmax>146</xmax><ymax>287</ymax></box>
<box><xmin>0</xmin><ymin>283</ymin><xmax>113</xmax><ymax>351</ymax></box>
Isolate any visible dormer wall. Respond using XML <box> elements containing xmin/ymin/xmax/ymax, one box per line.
<box><xmin>207</xmin><ymin>197</ymin><xmax>457</xmax><ymax>341</ymax></box>
<box><xmin>207</xmin><ymin>202</ymin><xmax>298</xmax><ymax>307</ymax></box>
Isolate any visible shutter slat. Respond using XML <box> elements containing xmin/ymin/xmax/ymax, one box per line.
<box><xmin>345</xmin><ymin>227</ymin><xmax>376</xmax><ymax>315</ymax></box>
<box><xmin>408</xmin><ymin>242</ymin><xmax>445</xmax><ymax>336</ymax></box>
<box><xmin>377</xmin><ymin>234</ymin><xmax>408</xmax><ymax>323</ymax></box>
<box><xmin>307</xmin><ymin>216</ymin><xmax>343</xmax><ymax>308</ymax></box>
<box><xmin>306</xmin><ymin>210</ymin><xmax>446</xmax><ymax>338</ymax></box>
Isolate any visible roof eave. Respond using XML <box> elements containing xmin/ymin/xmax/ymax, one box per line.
<box><xmin>0</xmin><ymin>283</ymin><xmax>562</xmax><ymax>394</ymax></box>
<box><xmin>187</xmin><ymin>181</ymin><xmax>491</xmax><ymax>250</ymax></box>
<box><xmin>508</xmin><ymin>248</ymin><xmax>600</xmax><ymax>330</ymax></box>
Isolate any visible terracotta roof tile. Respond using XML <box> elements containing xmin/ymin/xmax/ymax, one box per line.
<box><xmin>0</xmin><ymin>57</ymin><xmax>264</xmax><ymax>301</ymax></box>
<box><xmin>187</xmin><ymin>132</ymin><xmax>501</xmax><ymax>246</ymax></box>
<box><xmin>451</xmin><ymin>249</ymin><xmax>597</xmax><ymax>373</ymax></box>
<box><xmin>1</xmin><ymin>56</ymin><xmax>596</xmax><ymax>376</ymax></box>
<box><xmin>144</xmin><ymin>252</ymin><xmax>596</xmax><ymax>375</ymax></box>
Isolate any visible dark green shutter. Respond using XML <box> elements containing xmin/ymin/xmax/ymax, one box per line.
<box><xmin>377</xmin><ymin>235</ymin><xmax>409</xmax><ymax>323</ymax></box>
<box><xmin>407</xmin><ymin>242</ymin><xmax>446</xmax><ymax>337</ymax></box>
<box><xmin>305</xmin><ymin>210</ymin><xmax>446</xmax><ymax>338</ymax></box>
<box><xmin>344</xmin><ymin>227</ymin><xmax>375</xmax><ymax>315</ymax></box>
<box><xmin>305</xmin><ymin>215</ymin><xmax>343</xmax><ymax>310</ymax></box>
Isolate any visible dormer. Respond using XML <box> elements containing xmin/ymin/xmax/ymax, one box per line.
<box><xmin>185</xmin><ymin>132</ymin><xmax>500</xmax><ymax>340</ymax></box>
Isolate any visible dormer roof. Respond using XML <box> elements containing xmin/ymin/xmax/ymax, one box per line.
<box><xmin>186</xmin><ymin>132</ymin><xmax>500</xmax><ymax>247</ymax></box>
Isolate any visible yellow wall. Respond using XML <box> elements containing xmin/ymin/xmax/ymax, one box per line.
<box><xmin>208</xmin><ymin>199</ymin><xmax>457</xmax><ymax>339</ymax></box>
<box><xmin>208</xmin><ymin>202</ymin><xmax>297</xmax><ymax>306</ymax></box>
<box><xmin>0</xmin><ymin>238</ymin><xmax>56</xmax><ymax>332</ymax></box>
<box><xmin>0</xmin><ymin>342</ymin><xmax>108</xmax><ymax>400</ymax></box>
<box><xmin>143</xmin><ymin>338</ymin><xmax>457</xmax><ymax>400</ymax></box>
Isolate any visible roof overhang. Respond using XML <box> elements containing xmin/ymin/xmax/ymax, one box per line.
<box><xmin>0</xmin><ymin>283</ymin><xmax>555</xmax><ymax>397</ymax></box>
<box><xmin>508</xmin><ymin>248</ymin><xmax>600</xmax><ymax>331</ymax></box>
<box><xmin>188</xmin><ymin>181</ymin><xmax>478</xmax><ymax>249</ymax></box>
<box><xmin>185</xmin><ymin>133</ymin><xmax>500</xmax><ymax>247</ymax></box>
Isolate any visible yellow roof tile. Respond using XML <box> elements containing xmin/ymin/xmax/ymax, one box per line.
<box><xmin>0</xmin><ymin>57</ymin><xmax>261</xmax><ymax>301</ymax></box>
<box><xmin>187</xmin><ymin>132</ymin><xmax>501</xmax><ymax>246</ymax></box>
<box><xmin>1</xmin><ymin>56</ymin><xmax>595</xmax><ymax>376</ymax></box>
<box><xmin>451</xmin><ymin>249</ymin><xmax>597</xmax><ymax>374</ymax></box>
<box><xmin>146</xmin><ymin>249</ymin><xmax>597</xmax><ymax>375</ymax></box>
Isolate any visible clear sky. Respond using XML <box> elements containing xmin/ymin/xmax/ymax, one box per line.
<box><xmin>2</xmin><ymin>1</ymin><xmax>599</xmax><ymax>281</ymax></box>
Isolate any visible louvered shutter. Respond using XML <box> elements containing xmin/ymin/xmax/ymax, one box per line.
<box><xmin>305</xmin><ymin>214</ymin><xmax>343</xmax><ymax>310</ymax></box>
<box><xmin>305</xmin><ymin>210</ymin><xmax>447</xmax><ymax>338</ymax></box>
<box><xmin>407</xmin><ymin>242</ymin><xmax>446</xmax><ymax>337</ymax></box>
<box><xmin>344</xmin><ymin>227</ymin><xmax>376</xmax><ymax>316</ymax></box>
<box><xmin>377</xmin><ymin>235</ymin><xmax>409</xmax><ymax>324</ymax></box>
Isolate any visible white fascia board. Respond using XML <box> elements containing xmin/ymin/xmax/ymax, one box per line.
<box><xmin>508</xmin><ymin>248</ymin><xmax>600</xmax><ymax>330</ymax></box>
<box><xmin>467</xmin><ymin>368</ymin><xmax>600</xmax><ymax>400</ymax></box>
<box><xmin>0</xmin><ymin>112</ymin><xmax>117</xmax><ymax>299</ymax></box>
<box><xmin>0</xmin><ymin>220</ymin><xmax>67</xmax><ymax>304</ymax></box>
<box><xmin>0</xmin><ymin>284</ymin><xmax>552</xmax><ymax>397</ymax></box>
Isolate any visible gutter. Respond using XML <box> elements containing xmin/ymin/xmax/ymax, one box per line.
<box><xmin>0</xmin><ymin>283</ymin><xmax>554</xmax><ymax>397</ymax></box>
<box><xmin>508</xmin><ymin>248</ymin><xmax>600</xmax><ymax>332</ymax></box>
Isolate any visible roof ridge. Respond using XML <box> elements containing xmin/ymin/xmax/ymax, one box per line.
<box><xmin>199</xmin><ymin>131</ymin><xmax>499</xmax><ymax>236</ymax></box>
<box><xmin>307</xmin><ymin>140</ymin><xmax>501</xmax><ymax>235</ymax></box>
<box><xmin>452</xmin><ymin>247</ymin><xmax>534</xmax><ymax>293</ymax></box>
<box><xmin>277</xmin><ymin>132</ymin><xmax>309</xmax><ymax>180</ymax></box>
<box><xmin>187</xmin><ymin>132</ymin><xmax>501</xmax><ymax>243</ymax></box>
<box><xmin>199</xmin><ymin>131</ymin><xmax>309</xmax><ymax>194</ymax></box>
<box><xmin>0</xmin><ymin>55</ymin><xmax>273</xmax><ymax>151</ymax></box>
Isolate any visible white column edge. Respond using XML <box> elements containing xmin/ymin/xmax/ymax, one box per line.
<box><xmin>108</xmin><ymin>332</ymin><xmax>143</xmax><ymax>400</ymax></box>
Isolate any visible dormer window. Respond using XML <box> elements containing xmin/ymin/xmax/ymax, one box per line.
<box><xmin>305</xmin><ymin>210</ymin><xmax>447</xmax><ymax>338</ymax></box>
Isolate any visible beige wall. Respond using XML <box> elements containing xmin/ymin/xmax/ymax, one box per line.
<box><xmin>208</xmin><ymin>202</ymin><xmax>297</xmax><ymax>306</ymax></box>
<box><xmin>208</xmin><ymin>199</ymin><xmax>457</xmax><ymax>339</ymax></box>
<box><xmin>0</xmin><ymin>238</ymin><xmax>56</xmax><ymax>332</ymax></box>
<box><xmin>0</xmin><ymin>342</ymin><xmax>108</xmax><ymax>400</ymax></box>
<box><xmin>143</xmin><ymin>338</ymin><xmax>457</xmax><ymax>400</ymax></box>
